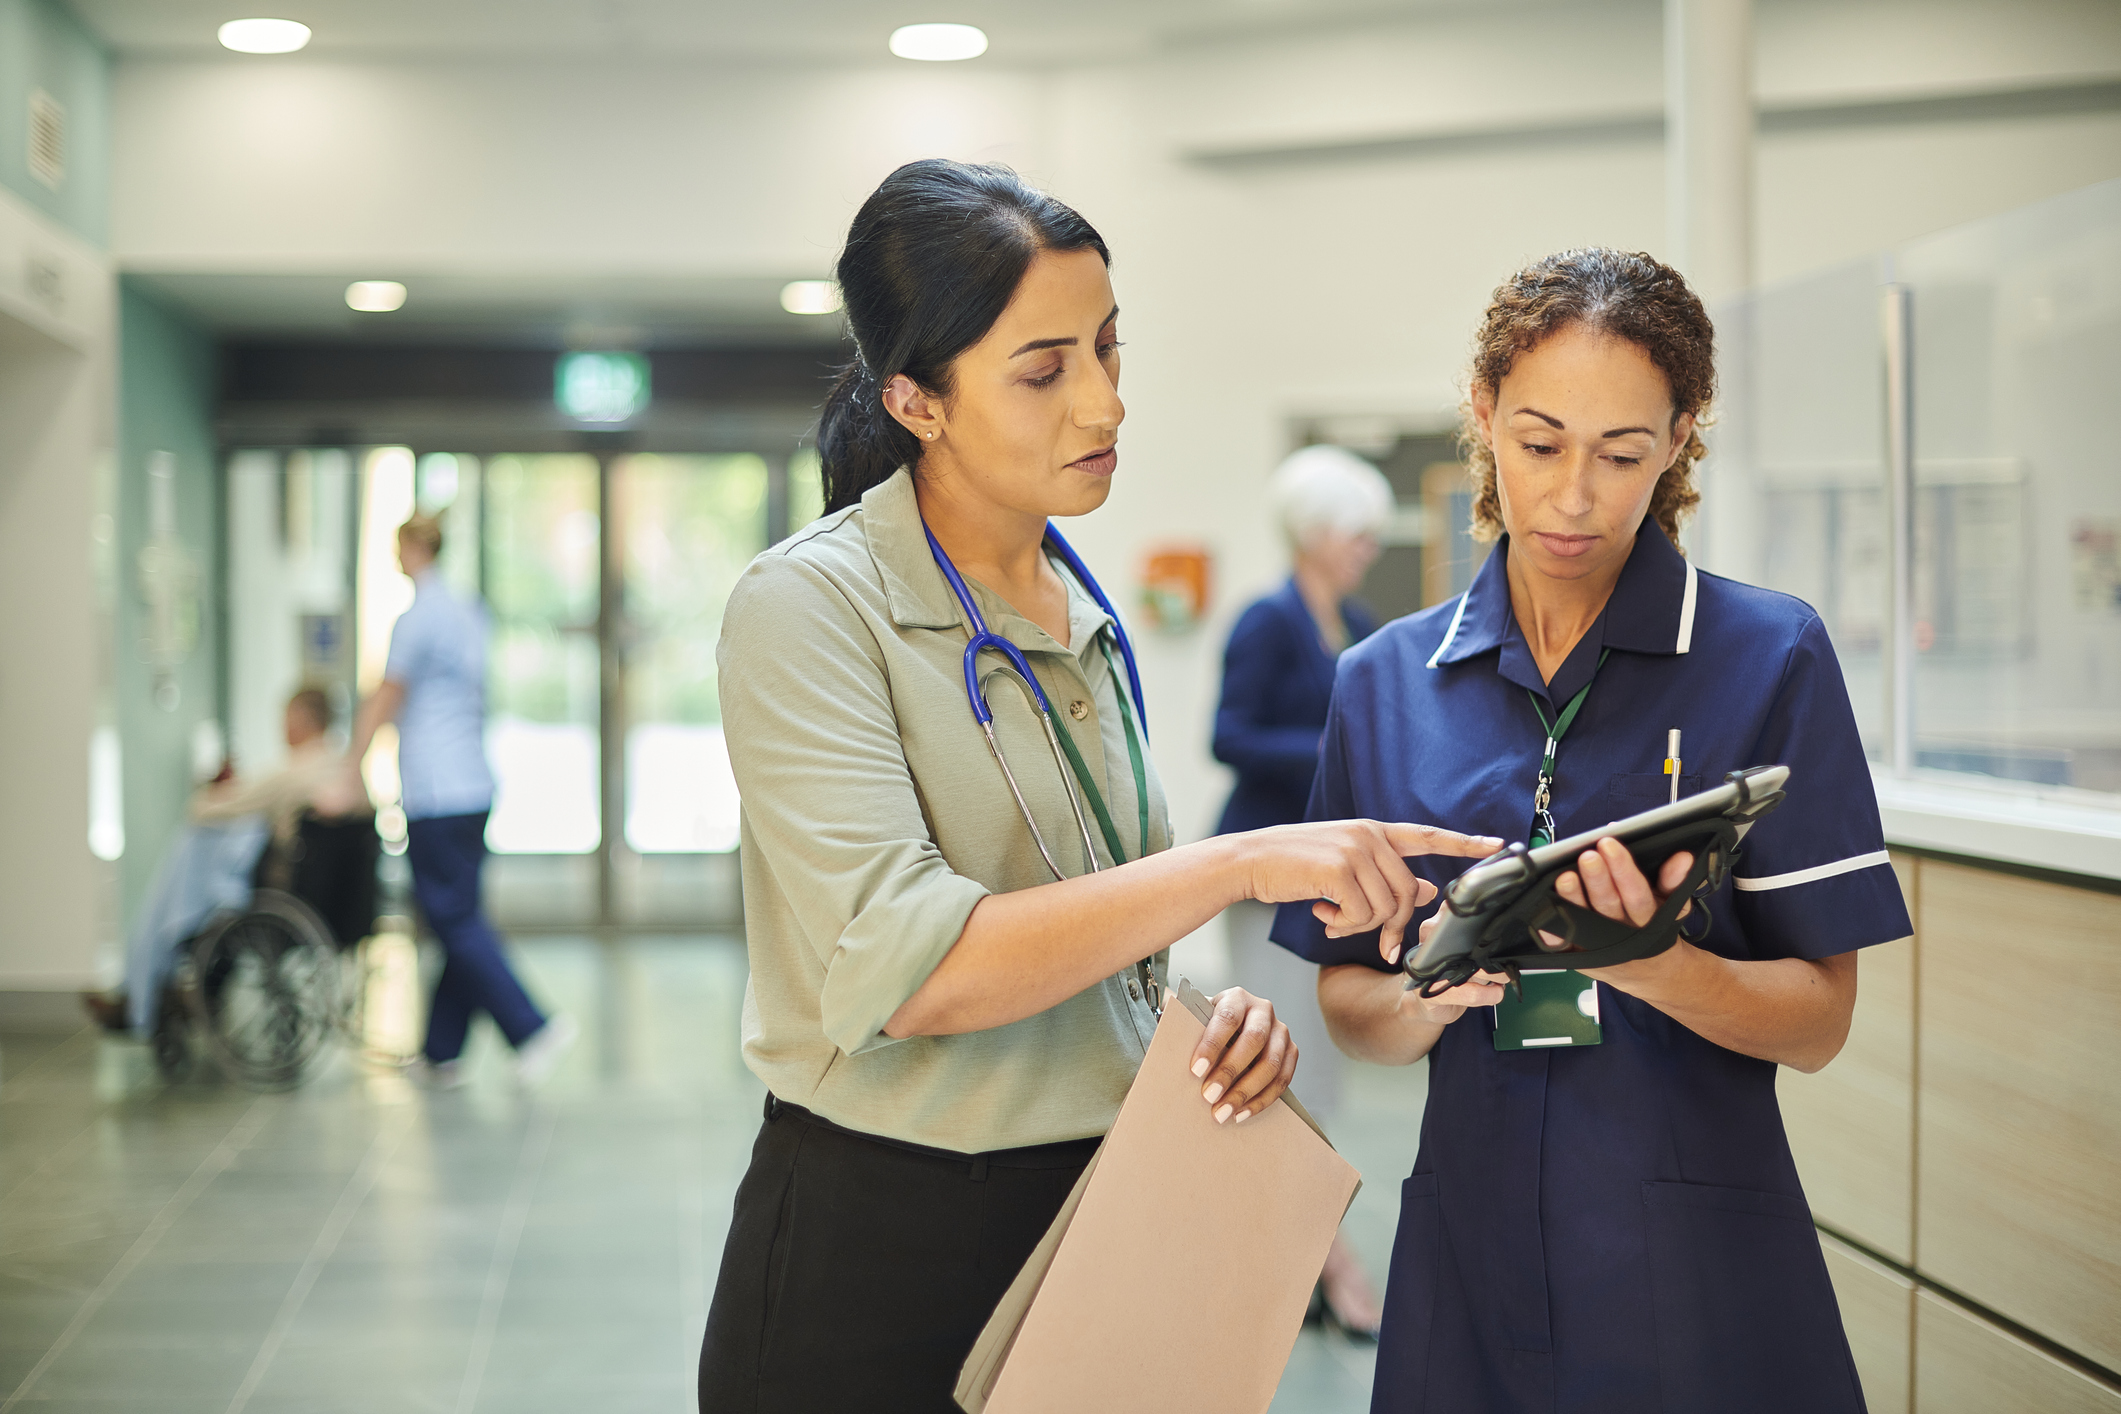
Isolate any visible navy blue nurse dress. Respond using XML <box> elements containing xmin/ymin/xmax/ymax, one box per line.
<box><xmin>1212</xmin><ymin>579</ymin><xmax>1377</xmax><ymax>835</ymax></box>
<box><xmin>1274</xmin><ymin>523</ymin><xmax>1911</xmax><ymax>1414</ymax></box>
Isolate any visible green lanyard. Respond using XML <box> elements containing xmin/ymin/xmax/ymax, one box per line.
<box><xmin>1036</xmin><ymin>635</ymin><xmax>1157</xmax><ymax>1012</ymax></box>
<box><xmin>1526</xmin><ymin>648</ymin><xmax>1610</xmax><ymax>848</ymax></box>
<box><xmin>1037</xmin><ymin>634</ymin><xmax>1150</xmax><ymax>868</ymax></box>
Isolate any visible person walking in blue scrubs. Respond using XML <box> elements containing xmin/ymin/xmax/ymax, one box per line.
<box><xmin>1285</xmin><ymin>249</ymin><xmax>1911</xmax><ymax>1413</ymax></box>
<box><xmin>350</xmin><ymin>514</ymin><xmax>576</xmax><ymax>1088</ymax></box>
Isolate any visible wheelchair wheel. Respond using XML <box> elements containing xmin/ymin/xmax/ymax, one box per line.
<box><xmin>150</xmin><ymin>987</ymin><xmax>197</xmax><ymax>1083</ymax></box>
<box><xmin>193</xmin><ymin>891</ymin><xmax>340</xmax><ymax>1090</ymax></box>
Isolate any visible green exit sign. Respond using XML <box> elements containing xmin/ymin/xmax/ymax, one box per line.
<box><xmin>556</xmin><ymin>351</ymin><xmax>650</xmax><ymax>424</ymax></box>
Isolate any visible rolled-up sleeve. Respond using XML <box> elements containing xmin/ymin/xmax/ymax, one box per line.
<box><xmin>718</xmin><ymin>555</ymin><xmax>991</xmax><ymax>1055</ymax></box>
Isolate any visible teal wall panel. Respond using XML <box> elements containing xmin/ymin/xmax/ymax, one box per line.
<box><xmin>116</xmin><ymin>279</ymin><xmax>220</xmax><ymax>924</ymax></box>
<box><xmin>0</xmin><ymin>0</ymin><xmax>108</xmax><ymax>247</ymax></box>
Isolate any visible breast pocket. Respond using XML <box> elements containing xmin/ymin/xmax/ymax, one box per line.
<box><xmin>1608</xmin><ymin>772</ymin><xmax>1703</xmax><ymax>809</ymax></box>
<box><xmin>1641</xmin><ymin>1181</ymin><xmax>1864</xmax><ymax>1414</ymax></box>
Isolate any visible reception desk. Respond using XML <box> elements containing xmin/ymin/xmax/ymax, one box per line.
<box><xmin>1782</xmin><ymin>851</ymin><xmax>2121</xmax><ymax>1412</ymax></box>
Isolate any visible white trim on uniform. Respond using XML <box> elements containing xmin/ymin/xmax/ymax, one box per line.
<box><xmin>1675</xmin><ymin>559</ymin><xmax>1699</xmax><ymax>654</ymax></box>
<box><xmin>1426</xmin><ymin>592</ymin><xmax>1472</xmax><ymax>669</ymax></box>
<box><xmin>1732</xmin><ymin>849</ymin><xmax>1892</xmax><ymax>892</ymax></box>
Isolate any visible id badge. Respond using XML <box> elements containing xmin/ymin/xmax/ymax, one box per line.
<box><xmin>1493</xmin><ymin>970</ymin><xmax>1602</xmax><ymax>1050</ymax></box>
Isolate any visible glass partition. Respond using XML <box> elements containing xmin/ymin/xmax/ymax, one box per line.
<box><xmin>1695</xmin><ymin>258</ymin><xmax>1891</xmax><ymax>761</ymax></box>
<box><xmin>1698</xmin><ymin>177</ymin><xmax>2121</xmax><ymax>799</ymax></box>
<box><xmin>1896</xmin><ymin>182</ymin><xmax>2121</xmax><ymax>793</ymax></box>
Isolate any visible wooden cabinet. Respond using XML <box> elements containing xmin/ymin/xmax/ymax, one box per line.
<box><xmin>1916</xmin><ymin>863</ymin><xmax>2121</xmax><ymax>1374</ymax></box>
<box><xmin>1914</xmin><ymin>1293</ymin><xmax>2121</xmax><ymax>1414</ymax></box>
<box><xmin>1783</xmin><ymin>856</ymin><xmax>1919</xmax><ymax>1262</ymax></box>
<box><xmin>1821</xmin><ymin>1232</ymin><xmax>1914</xmax><ymax>1414</ymax></box>
<box><xmin>1775</xmin><ymin>852</ymin><xmax>2121</xmax><ymax>1408</ymax></box>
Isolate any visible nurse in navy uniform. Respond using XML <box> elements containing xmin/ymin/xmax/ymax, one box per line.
<box><xmin>1284</xmin><ymin>249</ymin><xmax>1912</xmax><ymax>1414</ymax></box>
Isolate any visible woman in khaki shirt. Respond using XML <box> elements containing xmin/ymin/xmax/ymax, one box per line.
<box><xmin>698</xmin><ymin>159</ymin><xmax>1495</xmax><ymax>1412</ymax></box>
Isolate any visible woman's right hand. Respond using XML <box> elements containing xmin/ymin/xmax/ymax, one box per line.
<box><xmin>1402</xmin><ymin>915</ymin><xmax>1512</xmax><ymax>1023</ymax></box>
<box><xmin>1233</xmin><ymin>820</ymin><xmax>1502</xmax><ymax>963</ymax></box>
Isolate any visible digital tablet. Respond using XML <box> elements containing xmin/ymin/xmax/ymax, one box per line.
<box><xmin>1404</xmin><ymin>764</ymin><xmax>1790</xmax><ymax>994</ymax></box>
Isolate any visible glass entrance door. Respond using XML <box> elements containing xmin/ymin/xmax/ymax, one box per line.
<box><xmin>483</xmin><ymin>454</ymin><xmax>603</xmax><ymax>855</ymax></box>
<box><xmin>395</xmin><ymin>447</ymin><xmax>774</xmax><ymax>925</ymax></box>
<box><xmin>612</xmin><ymin>454</ymin><xmax>767</xmax><ymax>856</ymax></box>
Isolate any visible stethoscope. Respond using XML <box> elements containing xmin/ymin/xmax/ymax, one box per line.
<box><xmin>922</xmin><ymin>520</ymin><xmax>1162</xmax><ymax>1012</ymax></box>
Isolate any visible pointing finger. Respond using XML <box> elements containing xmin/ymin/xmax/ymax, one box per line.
<box><xmin>1372</xmin><ymin>844</ymin><xmax>1422</xmax><ymax>961</ymax></box>
<box><xmin>1380</xmin><ymin>823</ymin><xmax>1506</xmax><ymax>859</ymax></box>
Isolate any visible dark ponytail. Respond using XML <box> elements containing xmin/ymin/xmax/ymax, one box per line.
<box><xmin>817</xmin><ymin>160</ymin><xmax>1110</xmax><ymax>514</ymax></box>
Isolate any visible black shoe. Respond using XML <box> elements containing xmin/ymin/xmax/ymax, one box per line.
<box><xmin>82</xmin><ymin>992</ymin><xmax>129</xmax><ymax>1033</ymax></box>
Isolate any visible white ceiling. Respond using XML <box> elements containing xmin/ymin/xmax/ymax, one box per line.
<box><xmin>73</xmin><ymin>0</ymin><xmax>1546</xmax><ymax>65</ymax></box>
<box><xmin>89</xmin><ymin>0</ymin><xmax>1615</xmax><ymax>343</ymax></box>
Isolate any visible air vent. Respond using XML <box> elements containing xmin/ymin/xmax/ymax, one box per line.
<box><xmin>28</xmin><ymin>89</ymin><xmax>64</xmax><ymax>189</ymax></box>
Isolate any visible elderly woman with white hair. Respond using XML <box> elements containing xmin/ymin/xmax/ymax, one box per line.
<box><xmin>1211</xmin><ymin>442</ymin><xmax>1396</xmax><ymax>1335</ymax></box>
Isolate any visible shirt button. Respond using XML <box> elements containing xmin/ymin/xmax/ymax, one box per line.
<box><xmin>1068</xmin><ymin>700</ymin><xmax>1090</xmax><ymax>721</ymax></box>
<box><xmin>1126</xmin><ymin>978</ymin><xmax>1142</xmax><ymax>1000</ymax></box>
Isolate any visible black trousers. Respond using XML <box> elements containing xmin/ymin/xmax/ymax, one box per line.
<box><xmin>698</xmin><ymin>1096</ymin><xmax>1098</xmax><ymax>1413</ymax></box>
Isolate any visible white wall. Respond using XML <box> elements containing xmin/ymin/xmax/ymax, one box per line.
<box><xmin>112</xmin><ymin>59</ymin><xmax>1051</xmax><ymax>276</ymax></box>
<box><xmin>109</xmin><ymin>0</ymin><xmax>2121</xmax><ymax>839</ymax></box>
<box><xmin>1044</xmin><ymin>0</ymin><xmax>2121</xmax><ymax>835</ymax></box>
<box><xmin>0</xmin><ymin>182</ymin><xmax>114</xmax><ymax>991</ymax></box>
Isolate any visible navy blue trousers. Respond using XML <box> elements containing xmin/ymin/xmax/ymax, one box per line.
<box><xmin>405</xmin><ymin>811</ymin><xmax>546</xmax><ymax>1062</ymax></box>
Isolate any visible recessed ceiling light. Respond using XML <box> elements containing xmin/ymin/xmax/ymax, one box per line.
<box><xmin>218</xmin><ymin>18</ymin><xmax>312</xmax><ymax>53</ymax></box>
<box><xmin>889</xmin><ymin>23</ymin><xmax>988</xmax><ymax>62</ymax></box>
<box><xmin>780</xmin><ymin>281</ymin><xmax>844</xmax><ymax>316</ymax></box>
<box><xmin>346</xmin><ymin>281</ymin><xmax>407</xmax><ymax>313</ymax></box>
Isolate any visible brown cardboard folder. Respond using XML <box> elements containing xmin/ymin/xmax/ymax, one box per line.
<box><xmin>955</xmin><ymin>979</ymin><xmax>1362</xmax><ymax>1414</ymax></box>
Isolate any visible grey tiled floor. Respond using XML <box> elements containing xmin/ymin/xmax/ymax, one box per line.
<box><xmin>1</xmin><ymin>935</ymin><xmax>1428</xmax><ymax>1413</ymax></box>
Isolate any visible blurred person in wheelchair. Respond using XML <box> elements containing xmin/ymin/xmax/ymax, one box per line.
<box><xmin>84</xmin><ymin>686</ymin><xmax>371</xmax><ymax>1037</ymax></box>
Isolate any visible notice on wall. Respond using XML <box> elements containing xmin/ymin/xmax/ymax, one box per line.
<box><xmin>2072</xmin><ymin>519</ymin><xmax>2121</xmax><ymax>615</ymax></box>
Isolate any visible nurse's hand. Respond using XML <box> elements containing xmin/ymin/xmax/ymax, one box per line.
<box><xmin>1189</xmin><ymin>988</ymin><xmax>1295</xmax><ymax>1124</ymax></box>
<box><xmin>1402</xmin><ymin>914</ymin><xmax>1510</xmax><ymax>1023</ymax></box>
<box><xmin>1545</xmin><ymin>837</ymin><xmax>1862</xmax><ymax>1070</ymax></box>
<box><xmin>1541</xmin><ymin>838</ymin><xmax>1694</xmax><ymax>967</ymax></box>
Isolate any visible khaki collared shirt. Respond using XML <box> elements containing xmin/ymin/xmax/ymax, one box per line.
<box><xmin>718</xmin><ymin>469</ymin><xmax>1172</xmax><ymax>1152</ymax></box>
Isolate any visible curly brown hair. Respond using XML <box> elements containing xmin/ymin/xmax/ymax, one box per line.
<box><xmin>1456</xmin><ymin>248</ymin><xmax>1715</xmax><ymax>546</ymax></box>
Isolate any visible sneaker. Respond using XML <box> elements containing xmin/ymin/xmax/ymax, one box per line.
<box><xmin>514</xmin><ymin>1014</ymin><xmax>579</xmax><ymax>1090</ymax></box>
<box><xmin>406</xmin><ymin>1057</ymin><xmax>467</xmax><ymax>1090</ymax></box>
